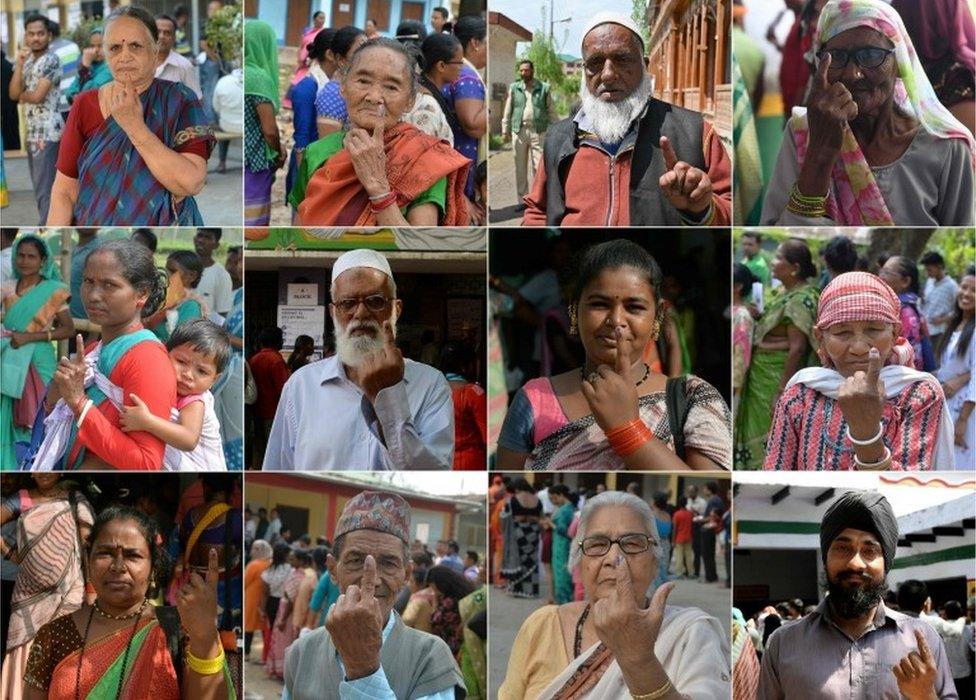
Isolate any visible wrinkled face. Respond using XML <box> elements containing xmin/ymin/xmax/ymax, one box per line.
<box><xmin>105</xmin><ymin>16</ymin><xmax>157</xmax><ymax>86</ymax></box>
<box><xmin>579</xmin><ymin>505</ymin><xmax>655</xmax><ymax>606</ymax></box>
<box><xmin>341</xmin><ymin>46</ymin><xmax>414</xmax><ymax>129</ymax></box>
<box><xmin>816</xmin><ymin>319</ymin><xmax>896</xmax><ymax>377</ymax></box>
<box><xmin>577</xmin><ymin>266</ymin><xmax>656</xmax><ymax>369</ymax></box>
<box><xmin>878</xmin><ymin>258</ymin><xmax>910</xmax><ymax>293</ymax></box>
<box><xmin>328</xmin><ymin>530</ymin><xmax>410</xmax><ymax>621</ymax></box>
<box><xmin>582</xmin><ymin>24</ymin><xmax>646</xmax><ymax>103</ymax></box>
<box><xmin>14</xmin><ymin>240</ymin><xmax>45</xmax><ymax>278</ymax></box>
<box><xmin>741</xmin><ymin>236</ymin><xmax>759</xmax><ymax>257</ymax></box>
<box><xmin>820</xmin><ymin>27</ymin><xmax>896</xmax><ymax>119</ymax></box>
<box><xmin>518</xmin><ymin>62</ymin><xmax>533</xmax><ymax>81</ymax></box>
<box><xmin>330</xmin><ymin>267</ymin><xmax>400</xmax><ymax>339</ymax></box>
<box><xmin>958</xmin><ymin>275</ymin><xmax>975</xmax><ymax>312</ymax></box>
<box><xmin>194</xmin><ymin>230</ymin><xmax>219</xmax><ymax>257</ymax></box>
<box><xmin>24</xmin><ymin>20</ymin><xmax>51</xmax><ymax>52</ymax></box>
<box><xmin>82</xmin><ymin>250</ymin><xmax>150</xmax><ymax>328</ymax></box>
<box><xmin>88</xmin><ymin>32</ymin><xmax>105</xmax><ymax>62</ymax></box>
<box><xmin>155</xmin><ymin>18</ymin><xmax>176</xmax><ymax>54</ymax></box>
<box><xmin>169</xmin><ymin>342</ymin><xmax>220</xmax><ymax>396</ymax></box>
<box><xmin>89</xmin><ymin>519</ymin><xmax>153</xmax><ymax>609</ymax></box>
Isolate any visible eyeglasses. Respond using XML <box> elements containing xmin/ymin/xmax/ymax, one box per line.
<box><xmin>332</xmin><ymin>295</ymin><xmax>393</xmax><ymax>314</ymax></box>
<box><xmin>578</xmin><ymin>533</ymin><xmax>653</xmax><ymax>557</ymax></box>
<box><xmin>818</xmin><ymin>47</ymin><xmax>894</xmax><ymax>70</ymax></box>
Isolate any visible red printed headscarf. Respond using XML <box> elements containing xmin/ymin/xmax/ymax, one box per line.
<box><xmin>815</xmin><ymin>271</ymin><xmax>915</xmax><ymax>367</ymax></box>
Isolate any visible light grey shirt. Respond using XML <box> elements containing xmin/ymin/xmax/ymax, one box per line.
<box><xmin>758</xmin><ymin>598</ymin><xmax>958</xmax><ymax>700</ymax></box>
<box><xmin>262</xmin><ymin>355</ymin><xmax>455</xmax><ymax>470</ymax></box>
<box><xmin>761</xmin><ymin>126</ymin><xmax>974</xmax><ymax>226</ymax></box>
<box><xmin>922</xmin><ymin>275</ymin><xmax>960</xmax><ymax>336</ymax></box>
<box><xmin>155</xmin><ymin>49</ymin><xmax>202</xmax><ymax>98</ymax></box>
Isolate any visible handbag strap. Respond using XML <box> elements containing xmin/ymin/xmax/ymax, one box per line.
<box><xmin>666</xmin><ymin>376</ymin><xmax>690</xmax><ymax>460</ymax></box>
<box><xmin>184</xmin><ymin>502</ymin><xmax>231</xmax><ymax>568</ymax></box>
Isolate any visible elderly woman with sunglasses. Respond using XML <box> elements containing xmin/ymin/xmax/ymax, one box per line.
<box><xmin>499</xmin><ymin>491</ymin><xmax>729</xmax><ymax>700</ymax></box>
<box><xmin>760</xmin><ymin>0</ymin><xmax>974</xmax><ymax>226</ymax></box>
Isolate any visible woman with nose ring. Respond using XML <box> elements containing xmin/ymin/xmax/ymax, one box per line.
<box><xmin>290</xmin><ymin>38</ymin><xmax>472</xmax><ymax>226</ymax></box>
<box><xmin>760</xmin><ymin>0</ymin><xmax>974</xmax><ymax>226</ymax></box>
<box><xmin>499</xmin><ymin>491</ymin><xmax>729</xmax><ymax>699</ymax></box>
<box><xmin>496</xmin><ymin>239</ymin><xmax>731</xmax><ymax>470</ymax></box>
<box><xmin>764</xmin><ymin>271</ymin><xmax>954</xmax><ymax>469</ymax></box>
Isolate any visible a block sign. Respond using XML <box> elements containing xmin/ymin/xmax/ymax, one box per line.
<box><xmin>287</xmin><ymin>283</ymin><xmax>318</xmax><ymax>306</ymax></box>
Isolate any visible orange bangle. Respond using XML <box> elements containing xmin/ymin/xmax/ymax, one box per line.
<box><xmin>606</xmin><ymin>419</ymin><xmax>653</xmax><ymax>456</ymax></box>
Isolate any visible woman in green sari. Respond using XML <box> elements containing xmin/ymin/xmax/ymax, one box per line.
<box><xmin>549</xmin><ymin>484</ymin><xmax>577</xmax><ymax>605</ymax></box>
<box><xmin>734</xmin><ymin>238</ymin><xmax>820</xmax><ymax>469</ymax></box>
<box><xmin>458</xmin><ymin>584</ymin><xmax>487</xmax><ymax>700</ymax></box>
<box><xmin>1</xmin><ymin>235</ymin><xmax>75</xmax><ymax>470</ymax></box>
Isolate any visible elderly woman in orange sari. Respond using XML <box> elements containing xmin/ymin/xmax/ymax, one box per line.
<box><xmin>289</xmin><ymin>38</ymin><xmax>471</xmax><ymax>226</ymax></box>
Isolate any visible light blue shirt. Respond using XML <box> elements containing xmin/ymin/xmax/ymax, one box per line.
<box><xmin>281</xmin><ymin>612</ymin><xmax>456</xmax><ymax>700</ymax></box>
<box><xmin>262</xmin><ymin>355</ymin><xmax>454</xmax><ymax>470</ymax></box>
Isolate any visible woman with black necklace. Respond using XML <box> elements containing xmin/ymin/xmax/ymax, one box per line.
<box><xmin>22</xmin><ymin>506</ymin><xmax>231</xmax><ymax>699</ymax></box>
<box><xmin>495</xmin><ymin>239</ymin><xmax>731</xmax><ymax>469</ymax></box>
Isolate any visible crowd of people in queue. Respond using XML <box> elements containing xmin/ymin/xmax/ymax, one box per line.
<box><xmin>734</xmin><ymin>232</ymin><xmax>973</xmax><ymax>470</ymax></box>
<box><xmin>243</xmin><ymin>6</ymin><xmax>488</xmax><ymax>226</ymax></box>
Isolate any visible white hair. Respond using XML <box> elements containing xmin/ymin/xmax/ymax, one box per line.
<box><xmin>331</xmin><ymin>306</ymin><xmax>399</xmax><ymax>367</ymax></box>
<box><xmin>567</xmin><ymin>490</ymin><xmax>661</xmax><ymax>572</ymax></box>
<box><xmin>579</xmin><ymin>71</ymin><xmax>653</xmax><ymax>145</ymax></box>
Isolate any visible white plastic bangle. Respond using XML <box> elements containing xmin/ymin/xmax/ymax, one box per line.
<box><xmin>76</xmin><ymin>399</ymin><xmax>94</xmax><ymax>428</ymax></box>
<box><xmin>853</xmin><ymin>445</ymin><xmax>892</xmax><ymax>470</ymax></box>
<box><xmin>845</xmin><ymin>423</ymin><xmax>883</xmax><ymax>446</ymax></box>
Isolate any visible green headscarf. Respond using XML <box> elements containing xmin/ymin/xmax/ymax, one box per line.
<box><xmin>12</xmin><ymin>234</ymin><xmax>61</xmax><ymax>282</ymax></box>
<box><xmin>244</xmin><ymin>19</ymin><xmax>280</xmax><ymax>113</ymax></box>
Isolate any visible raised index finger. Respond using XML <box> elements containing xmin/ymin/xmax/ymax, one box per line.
<box><xmin>915</xmin><ymin>629</ymin><xmax>932</xmax><ymax>662</ymax></box>
<box><xmin>867</xmin><ymin>347</ymin><xmax>882</xmax><ymax>386</ymax></box>
<box><xmin>205</xmin><ymin>547</ymin><xmax>220</xmax><ymax>589</ymax></box>
<box><xmin>659</xmin><ymin>136</ymin><xmax>678</xmax><ymax>171</ymax></box>
<box><xmin>381</xmin><ymin>320</ymin><xmax>396</xmax><ymax>348</ymax></box>
<box><xmin>75</xmin><ymin>334</ymin><xmax>85</xmax><ymax>364</ymax></box>
<box><xmin>613</xmin><ymin>553</ymin><xmax>636</xmax><ymax>602</ymax></box>
<box><xmin>614</xmin><ymin>327</ymin><xmax>632</xmax><ymax>375</ymax></box>
<box><xmin>373</xmin><ymin>103</ymin><xmax>386</xmax><ymax>142</ymax></box>
<box><xmin>816</xmin><ymin>52</ymin><xmax>831</xmax><ymax>90</ymax></box>
<box><xmin>360</xmin><ymin>554</ymin><xmax>377</xmax><ymax>599</ymax></box>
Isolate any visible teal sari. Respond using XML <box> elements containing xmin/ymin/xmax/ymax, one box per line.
<box><xmin>552</xmin><ymin>503</ymin><xmax>575</xmax><ymax>604</ymax></box>
<box><xmin>150</xmin><ymin>297</ymin><xmax>203</xmax><ymax>341</ymax></box>
<box><xmin>1</xmin><ymin>236</ymin><xmax>69</xmax><ymax>470</ymax></box>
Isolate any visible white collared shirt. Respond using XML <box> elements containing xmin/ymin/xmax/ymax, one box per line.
<box><xmin>155</xmin><ymin>49</ymin><xmax>202</xmax><ymax>98</ymax></box>
<box><xmin>262</xmin><ymin>355</ymin><xmax>454</xmax><ymax>470</ymax></box>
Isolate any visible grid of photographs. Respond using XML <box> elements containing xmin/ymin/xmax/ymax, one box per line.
<box><xmin>0</xmin><ymin>1</ymin><xmax>973</xmax><ymax>699</ymax></box>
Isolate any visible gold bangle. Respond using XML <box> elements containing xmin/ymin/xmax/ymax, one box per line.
<box><xmin>632</xmin><ymin>680</ymin><xmax>674</xmax><ymax>700</ymax></box>
<box><xmin>789</xmin><ymin>183</ymin><xmax>827</xmax><ymax>204</ymax></box>
<box><xmin>185</xmin><ymin>646</ymin><xmax>225</xmax><ymax>675</ymax></box>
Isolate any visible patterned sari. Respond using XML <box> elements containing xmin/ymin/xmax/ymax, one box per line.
<box><xmin>551</xmin><ymin>504</ymin><xmax>574</xmax><ymax>605</ymax></box>
<box><xmin>1</xmin><ymin>492</ymin><xmax>92</xmax><ymax>700</ymax></box>
<box><xmin>458</xmin><ymin>586</ymin><xmax>487</xmax><ymax>700</ymax></box>
<box><xmin>734</xmin><ymin>284</ymin><xmax>819</xmax><ymax>469</ymax></box>
<box><xmin>296</xmin><ymin>122</ymin><xmax>472</xmax><ymax>225</ymax></box>
<box><xmin>0</xmin><ymin>236</ymin><xmax>70</xmax><ymax>470</ymax></box>
<box><xmin>500</xmin><ymin>499</ymin><xmax>541</xmax><ymax>599</ymax></box>
<box><xmin>72</xmin><ymin>79</ymin><xmax>213</xmax><ymax>225</ymax></box>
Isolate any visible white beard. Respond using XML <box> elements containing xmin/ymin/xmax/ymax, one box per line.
<box><xmin>579</xmin><ymin>72</ymin><xmax>653</xmax><ymax>144</ymax></box>
<box><xmin>332</xmin><ymin>311</ymin><xmax>398</xmax><ymax>367</ymax></box>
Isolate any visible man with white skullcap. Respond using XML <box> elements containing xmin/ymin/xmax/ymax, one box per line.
<box><xmin>522</xmin><ymin>11</ymin><xmax>732</xmax><ymax>227</ymax></box>
<box><xmin>262</xmin><ymin>249</ymin><xmax>455</xmax><ymax>470</ymax></box>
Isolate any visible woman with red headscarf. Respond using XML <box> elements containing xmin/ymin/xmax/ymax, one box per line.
<box><xmin>764</xmin><ymin>272</ymin><xmax>955</xmax><ymax>470</ymax></box>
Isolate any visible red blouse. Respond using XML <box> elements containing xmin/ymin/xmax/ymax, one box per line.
<box><xmin>451</xmin><ymin>382</ymin><xmax>487</xmax><ymax>470</ymax></box>
<box><xmin>68</xmin><ymin>338</ymin><xmax>176</xmax><ymax>469</ymax></box>
<box><xmin>57</xmin><ymin>89</ymin><xmax>210</xmax><ymax>178</ymax></box>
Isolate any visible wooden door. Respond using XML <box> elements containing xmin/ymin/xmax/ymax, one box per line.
<box><xmin>285</xmin><ymin>0</ymin><xmax>312</xmax><ymax>47</ymax></box>
<box><xmin>332</xmin><ymin>0</ymin><xmax>356</xmax><ymax>28</ymax></box>
<box><xmin>366</xmin><ymin>0</ymin><xmax>391</xmax><ymax>31</ymax></box>
<box><xmin>400</xmin><ymin>2</ymin><xmax>425</xmax><ymax>23</ymax></box>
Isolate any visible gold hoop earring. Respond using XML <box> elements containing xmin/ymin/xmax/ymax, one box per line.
<box><xmin>651</xmin><ymin>318</ymin><xmax>662</xmax><ymax>342</ymax></box>
<box><xmin>568</xmin><ymin>305</ymin><xmax>578</xmax><ymax>336</ymax></box>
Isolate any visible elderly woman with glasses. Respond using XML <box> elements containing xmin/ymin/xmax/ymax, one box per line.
<box><xmin>499</xmin><ymin>491</ymin><xmax>729</xmax><ymax>700</ymax></box>
<box><xmin>760</xmin><ymin>0</ymin><xmax>974</xmax><ymax>226</ymax></box>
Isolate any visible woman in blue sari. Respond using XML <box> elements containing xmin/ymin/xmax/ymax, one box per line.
<box><xmin>0</xmin><ymin>235</ymin><xmax>74</xmax><ymax>470</ymax></box>
<box><xmin>212</xmin><ymin>249</ymin><xmax>244</xmax><ymax>470</ymax></box>
<box><xmin>47</xmin><ymin>7</ymin><xmax>213</xmax><ymax>226</ymax></box>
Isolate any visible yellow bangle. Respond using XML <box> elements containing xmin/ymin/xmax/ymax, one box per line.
<box><xmin>185</xmin><ymin>646</ymin><xmax>225</xmax><ymax>675</ymax></box>
<box><xmin>632</xmin><ymin>680</ymin><xmax>674</xmax><ymax>700</ymax></box>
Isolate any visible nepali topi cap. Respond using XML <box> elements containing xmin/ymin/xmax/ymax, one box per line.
<box><xmin>335</xmin><ymin>491</ymin><xmax>411</xmax><ymax>544</ymax></box>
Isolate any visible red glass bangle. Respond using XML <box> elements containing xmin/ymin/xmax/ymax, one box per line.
<box><xmin>606</xmin><ymin>418</ymin><xmax>653</xmax><ymax>456</ymax></box>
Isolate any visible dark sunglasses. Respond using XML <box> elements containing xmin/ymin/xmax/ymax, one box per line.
<box><xmin>818</xmin><ymin>47</ymin><xmax>894</xmax><ymax>70</ymax></box>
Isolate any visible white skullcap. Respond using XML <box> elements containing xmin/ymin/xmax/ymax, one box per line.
<box><xmin>331</xmin><ymin>248</ymin><xmax>393</xmax><ymax>287</ymax></box>
<box><xmin>581</xmin><ymin>11</ymin><xmax>644</xmax><ymax>53</ymax></box>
